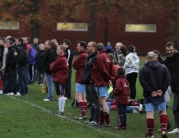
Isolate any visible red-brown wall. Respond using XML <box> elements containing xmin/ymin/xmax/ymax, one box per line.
<box><xmin>0</xmin><ymin>29</ymin><xmax>31</xmax><ymax>39</ymax></box>
<box><xmin>105</xmin><ymin>14</ymin><xmax>171</xmax><ymax>54</ymax></box>
<box><xmin>0</xmin><ymin>13</ymin><xmax>172</xmax><ymax>54</ymax></box>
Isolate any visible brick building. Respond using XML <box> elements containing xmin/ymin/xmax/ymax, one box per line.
<box><xmin>0</xmin><ymin>13</ymin><xmax>172</xmax><ymax>54</ymax></box>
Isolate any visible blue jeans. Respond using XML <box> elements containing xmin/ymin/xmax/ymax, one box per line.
<box><xmin>17</xmin><ymin>67</ymin><xmax>28</xmax><ymax>95</ymax></box>
<box><xmin>45</xmin><ymin>74</ymin><xmax>53</xmax><ymax>100</ymax></box>
<box><xmin>25</xmin><ymin>65</ymin><xmax>30</xmax><ymax>85</ymax></box>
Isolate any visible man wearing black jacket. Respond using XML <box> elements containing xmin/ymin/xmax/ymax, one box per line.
<box><xmin>63</xmin><ymin>39</ymin><xmax>73</xmax><ymax>99</ymax></box>
<box><xmin>0</xmin><ymin>37</ymin><xmax>4</xmax><ymax>69</ymax></box>
<box><xmin>0</xmin><ymin>38</ymin><xmax>4</xmax><ymax>94</ymax></box>
<box><xmin>6</xmin><ymin>40</ymin><xmax>18</xmax><ymax>95</ymax></box>
<box><xmin>43</xmin><ymin>40</ymin><xmax>56</xmax><ymax>101</ymax></box>
<box><xmin>139</xmin><ymin>51</ymin><xmax>171</xmax><ymax>138</ymax></box>
<box><xmin>165</xmin><ymin>41</ymin><xmax>179</xmax><ymax>135</ymax></box>
<box><xmin>82</xmin><ymin>41</ymin><xmax>99</xmax><ymax>125</ymax></box>
<box><xmin>16</xmin><ymin>37</ymin><xmax>28</xmax><ymax>96</ymax></box>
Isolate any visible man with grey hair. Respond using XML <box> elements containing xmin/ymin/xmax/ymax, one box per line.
<box><xmin>114</xmin><ymin>42</ymin><xmax>127</xmax><ymax>66</ymax></box>
<box><xmin>139</xmin><ymin>51</ymin><xmax>171</xmax><ymax>138</ymax></box>
<box><xmin>91</xmin><ymin>43</ymin><xmax>116</xmax><ymax>127</ymax></box>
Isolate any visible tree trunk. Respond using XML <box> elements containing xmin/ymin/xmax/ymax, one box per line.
<box><xmin>88</xmin><ymin>0</ymin><xmax>97</xmax><ymax>41</ymax></box>
<box><xmin>30</xmin><ymin>0</ymin><xmax>40</xmax><ymax>40</ymax></box>
<box><xmin>31</xmin><ymin>19</ymin><xmax>40</xmax><ymax>39</ymax></box>
<box><xmin>104</xmin><ymin>9</ymin><xmax>109</xmax><ymax>46</ymax></box>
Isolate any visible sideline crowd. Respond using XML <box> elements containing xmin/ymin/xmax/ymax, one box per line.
<box><xmin>0</xmin><ymin>36</ymin><xmax>179</xmax><ymax>138</ymax></box>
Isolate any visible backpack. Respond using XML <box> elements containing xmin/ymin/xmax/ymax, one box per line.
<box><xmin>29</xmin><ymin>45</ymin><xmax>37</xmax><ymax>65</ymax></box>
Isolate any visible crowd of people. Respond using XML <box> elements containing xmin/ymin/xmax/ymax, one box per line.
<box><xmin>0</xmin><ymin>36</ymin><xmax>178</xmax><ymax>138</ymax></box>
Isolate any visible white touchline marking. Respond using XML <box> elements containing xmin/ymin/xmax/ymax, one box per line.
<box><xmin>9</xmin><ymin>96</ymin><xmax>122</xmax><ymax>138</ymax></box>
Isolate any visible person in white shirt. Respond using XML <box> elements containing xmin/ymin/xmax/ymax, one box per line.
<box><xmin>124</xmin><ymin>45</ymin><xmax>139</xmax><ymax>100</ymax></box>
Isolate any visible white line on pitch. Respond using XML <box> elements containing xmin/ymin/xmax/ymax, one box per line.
<box><xmin>9</xmin><ymin>96</ymin><xmax>123</xmax><ymax>138</ymax></box>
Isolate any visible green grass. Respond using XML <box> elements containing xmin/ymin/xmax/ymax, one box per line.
<box><xmin>0</xmin><ymin>56</ymin><xmax>178</xmax><ymax>138</ymax></box>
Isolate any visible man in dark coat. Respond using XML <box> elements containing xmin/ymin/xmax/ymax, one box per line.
<box><xmin>164</xmin><ymin>41</ymin><xmax>179</xmax><ymax>135</ymax></box>
<box><xmin>16</xmin><ymin>37</ymin><xmax>28</xmax><ymax>96</ymax></box>
<box><xmin>42</xmin><ymin>40</ymin><xmax>56</xmax><ymax>101</ymax></box>
<box><xmin>6</xmin><ymin>40</ymin><xmax>18</xmax><ymax>95</ymax></box>
<box><xmin>82</xmin><ymin>41</ymin><xmax>99</xmax><ymax>125</ymax></box>
<box><xmin>63</xmin><ymin>39</ymin><xmax>73</xmax><ymax>99</ymax></box>
<box><xmin>139</xmin><ymin>51</ymin><xmax>171</xmax><ymax>138</ymax></box>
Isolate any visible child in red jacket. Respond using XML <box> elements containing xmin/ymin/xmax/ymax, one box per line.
<box><xmin>110</xmin><ymin>67</ymin><xmax>129</xmax><ymax>130</ymax></box>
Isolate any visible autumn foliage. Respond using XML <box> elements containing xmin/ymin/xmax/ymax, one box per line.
<box><xmin>0</xmin><ymin>0</ymin><xmax>178</xmax><ymax>44</ymax></box>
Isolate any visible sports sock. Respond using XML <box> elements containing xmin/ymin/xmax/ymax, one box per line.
<box><xmin>160</xmin><ymin>114</ymin><xmax>168</xmax><ymax>133</ymax></box>
<box><xmin>84</xmin><ymin>102</ymin><xmax>87</xmax><ymax>109</ymax></box>
<box><xmin>147</xmin><ymin>118</ymin><xmax>154</xmax><ymax>137</ymax></box>
<box><xmin>104</xmin><ymin>112</ymin><xmax>110</xmax><ymax>124</ymax></box>
<box><xmin>99</xmin><ymin>110</ymin><xmax>104</xmax><ymax>124</ymax></box>
<box><xmin>59</xmin><ymin>97</ymin><xmax>66</xmax><ymax>112</ymax></box>
<box><xmin>79</xmin><ymin>102</ymin><xmax>86</xmax><ymax>116</ymax></box>
<box><xmin>84</xmin><ymin>102</ymin><xmax>87</xmax><ymax>115</ymax></box>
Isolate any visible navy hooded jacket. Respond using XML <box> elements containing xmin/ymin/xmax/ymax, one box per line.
<box><xmin>139</xmin><ymin>61</ymin><xmax>171</xmax><ymax>104</ymax></box>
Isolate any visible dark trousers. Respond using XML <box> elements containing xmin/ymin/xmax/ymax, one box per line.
<box><xmin>36</xmin><ymin>69</ymin><xmax>44</xmax><ymax>84</ymax></box>
<box><xmin>86</xmin><ymin>82</ymin><xmax>100</xmax><ymax>123</ymax></box>
<box><xmin>2</xmin><ymin>71</ymin><xmax>11</xmax><ymax>94</ymax></box>
<box><xmin>17</xmin><ymin>67</ymin><xmax>28</xmax><ymax>95</ymax></box>
<box><xmin>127</xmin><ymin>72</ymin><xmax>138</xmax><ymax>99</ymax></box>
<box><xmin>29</xmin><ymin>64</ymin><xmax>35</xmax><ymax>83</ymax></box>
<box><xmin>173</xmin><ymin>92</ymin><xmax>179</xmax><ymax>128</ymax></box>
<box><xmin>117</xmin><ymin>104</ymin><xmax>127</xmax><ymax>127</ymax></box>
<box><xmin>7</xmin><ymin>69</ymin><xmax>17</xmax><ymax>94</ymax></box>
<box><xmin>65</xmin><ymin>69</ymin><xmax>72</xmax><ymax>99</ymax></box>
<box><xmin>54</xmin><ymin>81</ymin><xmax>64</xmax><ymax>96</ymax></box>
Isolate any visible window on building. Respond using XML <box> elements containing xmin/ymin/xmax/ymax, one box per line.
<box><xmin>0</xmin><ymin>21</ymin><xmax>19</xmax><ymax>29</ymax></box>
<box><xmin>57</xmin><ymin>22</ymin><xmax>88</xmax><ymax>31</ymax></box>
<box><xmin>125</xmin><ymin>24</ymin><xmax>156</xmax><ymax>32</ymax></box>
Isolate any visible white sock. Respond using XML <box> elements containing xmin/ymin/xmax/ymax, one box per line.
<box><xmin>58</xmin><ymin>98</ymin><xmax>60</xmax><ymax>111</ymax></box>
<box><xmin>59</xmin><ymin>97</ymin><xmax>66</xmax><ymax>112</ymax></box>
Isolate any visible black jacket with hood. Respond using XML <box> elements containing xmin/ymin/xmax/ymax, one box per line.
<box><xmin>139</xmin><ymin>61</ymin><xmax>171</xmax><ymax>104</ymax></box>
<box><xmin>164</xmin><ymin>51</ymin><xmax>179</xmax><ymax>93</ymax></box>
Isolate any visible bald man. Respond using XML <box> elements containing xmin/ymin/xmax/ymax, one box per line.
<box><xmin>139</xmin><ymin>51</ymin><xmax>171</xmax><ymax>138</ymax></box>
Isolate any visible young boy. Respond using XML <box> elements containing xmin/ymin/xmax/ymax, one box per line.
<box><xmin>110</xmin><ymin>67</ymin><xmax>129</xmax><ymax>130</ymax></box>
<box><xmin>50</xmin><ymin>45</ymin><xmax>69</xmax><ymax>115</ymax></box>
